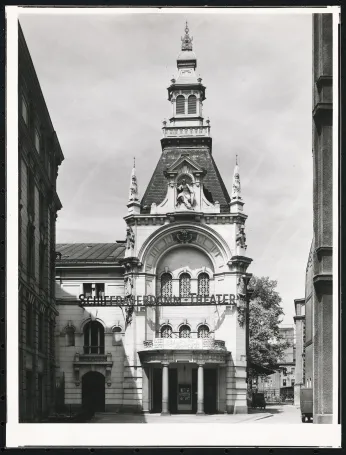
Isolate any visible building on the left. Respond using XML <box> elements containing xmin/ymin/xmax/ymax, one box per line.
<box><xmin>18</xmin><ymin>22</ymin><xmax>64</xmax><ymax>422</ymax></box>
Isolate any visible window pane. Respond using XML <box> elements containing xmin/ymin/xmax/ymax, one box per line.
<box><xmin>21</xmin><ymin>96</ymin><xmax>29</xmax><ymax>124</ymax></box>
<box><xmin>188</xmin><ymin>95</ymin><xmax>197</xmax><ymax>114</ymax></box>
<box><xmin>176</xmin><ymin>96</ymin><xmax>185</xmax><ymax>115</ymax></box>
<box><xmin>179</xmin><ymin>325</ymin><xmax>191</xmax><ymax>338</ymax></box>
<box><xmin>161</xmin><ymin>273</ymin><xmax>172</xmax><ymax>297</ymax></box>
<box><xmin>198</xmin><ymin>273</ymin><xmax>209</xmax><ymax>296</ymax></box>
<box><xmin>161</xmin><ymin>325</ymin><xmax>172</xmax><ymax>338</ymax></box>
<box><xmin>35</xmin><ymin>129</ymin><xmax>40</xmax><ymax>153</ymax></box>
<box><xmin>179</xmin><ymin>273</ymin><xmax>191</xmax><ymax>298</ymax></box>
<box><xmin>198</xmin><ymin>324</ymin><xmax>210</xmax><ymax>338</ymax></box>
<box><xmin>83</xmin><ymin>283</ymin><xmax>92</xmax><ymax>297</ymax></box>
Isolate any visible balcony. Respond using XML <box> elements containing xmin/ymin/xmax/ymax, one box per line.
<box><xmin>142</xmin><ymin>337</ymin><xmax>226</xmax><ymax>351</ymax></box>
<box><xmin>162</xmin><ymin>125</ymin><xmax>210</xmax><ymax>138</ymax></box>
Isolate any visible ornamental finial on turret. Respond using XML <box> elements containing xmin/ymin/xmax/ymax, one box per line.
<box><xmin>181</xmin><ymin>21</ymin><xmax>193</xmax><ymax>51</ymax></box>
<box><xmin>231</xmin><ymin>155</ymin><xmax>242</xmax><ymax>200</ymax></box>
<box><xmin>129</xmin><ymin>158</ymin><xmax>139</xmax><ymax>202</ymax></box>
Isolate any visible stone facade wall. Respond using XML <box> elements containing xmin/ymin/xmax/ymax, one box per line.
<box><xmin>18</xmin><ymin>24</ymin><xmax>64</xmax><ymax>422</ymax></box>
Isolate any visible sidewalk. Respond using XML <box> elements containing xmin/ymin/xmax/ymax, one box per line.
<box><xmin>90</xmin><ymin>411</ymin><xmax>273</xmax><ymax>424</ymax></box>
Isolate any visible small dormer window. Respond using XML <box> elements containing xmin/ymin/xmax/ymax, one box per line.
<box><xmin>188</xmin><ymin>95</ymin><xmax>197</xmax><ymax>114</ymax></box>
<box><xmin>176</xmin><ymin>95</ymin><xmax>185</xmax><ymax>115</ymax></box>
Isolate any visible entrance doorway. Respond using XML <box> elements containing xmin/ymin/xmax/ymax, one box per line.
<box><xmin>204</xmin><ymin>369</ymin><xmax>217</xmax><ymax>414</ymax></box>
<box><xmin>151</xmin><ymin>368</ymin><xmax>178</xmax><ymax>413</ymax></box>
<box><xmin>82</xmin><ymin>371</ymin><xmax>105</xmax><ymax>413</ymax></box>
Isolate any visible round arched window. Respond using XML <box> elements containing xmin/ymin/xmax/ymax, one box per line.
<box><xmin>83</xmin><ymin>320</ymin><xmax>104</xmax><ymax>354</ymax></box>
<box><xmin>179</xmin><ymin>273</ymin><xmax>191</xmax><ymax>298</ymax></box>
<box><xmin>161</xmin><ymin>325</ymin><xmax>172</xmax><ymax>338</ymax></box>
<box><xmin>188</xmin><ymin>95</ymin><xmax>197</xmax><ymax>114</ymax></box>
<box><xmin>179</xmin><ymin>324</ymin><xmax>191</xmax><ymax>338</ymax></box>
<box><xmin>198</xmin><ymin>273</ymin><xmax>210</xmax><ymax>296</ymax></box>
<box><xmin>198</xmin><ymin>324</ymin><xmax>210</xmax><ymax>338</ymax></box>
<box><xmin>161</xmin><ymin>273</ymin><xmax>172</xmax><ymax>297</ymax></box>
<box><xmin>176</xmin><ymin>95</ymin><xmax>185</xmax><ymax>115</ymax></box>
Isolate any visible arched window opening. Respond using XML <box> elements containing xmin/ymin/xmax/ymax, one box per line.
<box><xmin>66</xmin><ymin>326</ymin><xmax>75</xmax><ymax>347</ymax></box>
<box><xmin>176</xmin><ymin>95</ymin><xmax>185</xmax><ymax>115</ymax></box>
<box><xmin>179</xmin><ymin>324</ymin><xmax>191</xmax><ymax>338</ymax></box>
<box><xmin>198</xmin><ymin>273</ymin><xmax>210</xmax><ymax>296</ymax></box>
<box><xmin>198</xmin><ymin>324</ymin><xmax>210</xmax><ymax>338</ymax></box>
<box><xmin>83</xmin><ymin>321</ymin><xmax>104</xmax><ymax>354</ymax></box>
<box><xmin>179</xmin><ymin>273</ymin><xmax>191</xmax><ymax>298</ymax></box>
<box><xmin>161</xmin><ymin>273</ymin><xmax>172</xmax><ymax>297</ymax></box>
<box><xmin>188</xmin><ymin>95</ymin><xmax>197</xmax><ymax>115</ymax></box>
<box><xmin>112</xmin><ymin>326</ymin><xmax>123</xmax><ymax>345</ymax></box>
<box><xmin>161</xmin><ymin>325</ymin><xmax>172</xmax><ymax>338</ymax></box>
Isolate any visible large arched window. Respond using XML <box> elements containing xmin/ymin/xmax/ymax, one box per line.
<box><xmin>161</xmin><ymin>325</ymin><xmax>173</xmax><ymax>338</ymax></box>
<box><xmin>188</xmin><ymin>95</ymin><xmax>197</xmax><ymax>114</ymax></box>
<box><xmin>179</xmin><ymin>273</ymin><xmax>191</xmax><ymax>298</ymax></box>
<box><xmin>83</xmin><ymin>321</ymin><xmax>104</xmax><ymax>354</ymax></box>
<box><xmin>161</xmin><ymin>273</ymin><xmax>172</xmax><ymax>297</ymax></box>
<box><xmin>179</xmin><ymin>324</ymin><xmax>191</xmax><ymax>338</ymax></box>
<box><xmin>176</xmin><ymin>95</ymin><xmax>185</xmax><ymax>115</ymax></box>
<box><xmin>198</xmin><ymin>273</ymin><xmax>210</xmax><ymax>296</ymax></box>
<box><xmin>198</xmin><ymin>324</ymin><xmax>210</xmax><ymax>338</ymax></box>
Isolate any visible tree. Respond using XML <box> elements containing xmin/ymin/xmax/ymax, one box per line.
<box><xmin>238</xmin><ymin>276</ymin><xmax>292</xmax><ymax>383</ymax></box>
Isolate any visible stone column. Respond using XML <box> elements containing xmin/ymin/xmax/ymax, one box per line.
<box><xmin>196</xmin><ymin>362</ymin><xmax>205</xmax><ymax>415</ymax></box>
<box><xmin>161</xmin><ymin>362</ymin><xmax>170</xmax><ymax>416</ymax></box>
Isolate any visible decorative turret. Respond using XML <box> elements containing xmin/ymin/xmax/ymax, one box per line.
<box><xmin>162</xmin><ymin>23</ymin><xmax>210</xmax><ymax>141</ymax></box>
<box><xmin>230</xmin><ymin>155</ymin><xmax>245</xmax><ymax>213</ymax></box>
<box><xmin>127</xmin><ymin>158</ymin><xmax>141</xmax><ymax>215</ymax></box>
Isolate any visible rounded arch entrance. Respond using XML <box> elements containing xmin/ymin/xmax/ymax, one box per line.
<box><xmin>82</xmin><ymin>371</ymin><xmax>105</xmax><ymax>413</ymax></box>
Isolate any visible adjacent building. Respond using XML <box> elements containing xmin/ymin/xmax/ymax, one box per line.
<box><xmin>293</xmin><ymin>298</ymin><xmax>305</xmax><ymax>406</ymax></box>
<box><xmin>257</xmin><ymin>326</ymin><xmax>296</xmax><ymax>401</ymax></box>
<box><xmin>55</xmin><ymin>24</ymin><xmax>253</xmax><ymax>416</ymax></box>
<box><xmin>18</xmin><ymin>23</ymin><xmax>64</xmax><ymax>422</ymax></box>
<box><xmin>294</xmin><ymin>13</ymin><xmax>334</xmax><ymax>423</ymax></box>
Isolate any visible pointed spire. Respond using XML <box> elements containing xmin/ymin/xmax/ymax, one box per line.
<box><xmin>129</xmin><ymin>158</ymin><xmax>139</xmax><ymax>202</ymax></box>
<box><xmin>181</xmin><ymin>21</ymin><xmax>193</xmax><ymax>51</ymax></box>
<box><xmin>231</xmin><ymin>156</ymin><xmax>242</xmax><ymax>200</ymax></box>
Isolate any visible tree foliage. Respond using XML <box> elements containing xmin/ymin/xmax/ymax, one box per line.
<box><xmin>239</xmin><ymin>276</ymin><xmax>292</xmax><ymax>379</ymax></box>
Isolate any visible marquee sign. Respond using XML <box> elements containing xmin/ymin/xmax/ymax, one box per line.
<box><xmin>78</xmin><ymin>293</ymin><xmax>240</xmax><ymax>307</ymax></box>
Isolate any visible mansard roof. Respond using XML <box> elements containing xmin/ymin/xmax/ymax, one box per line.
<box><xmin>56</xmin><ymin>242</ymin><xmax>125</xmax><ymax>264</ymax></box>
<box><xmin>141</xmin><ymin>148</ymin><xmax>231</xmax><ymax>214</ymax></box>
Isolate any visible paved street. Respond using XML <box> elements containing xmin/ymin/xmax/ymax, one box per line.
<box><xmin>90</xmin><ymin>405</ymin><xmax>302</xmax><ymax>424</ymax></box>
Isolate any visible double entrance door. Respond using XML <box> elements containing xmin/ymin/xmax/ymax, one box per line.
<box><xmin>152</xmin><ymin>367</ymin><xmax>217</xmax><ymax>414</ymax></box>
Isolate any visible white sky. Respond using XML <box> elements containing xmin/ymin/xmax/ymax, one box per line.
<box><xmin>19</xmin><ymin>11</ymin><xmax>313</xmax><ymax>326</ymax></box>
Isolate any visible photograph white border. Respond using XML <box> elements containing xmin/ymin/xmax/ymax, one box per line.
<box><xmin>6</xmin><ymin>5</ymin><xmax>341</xmax><ymax>448</ymax></box>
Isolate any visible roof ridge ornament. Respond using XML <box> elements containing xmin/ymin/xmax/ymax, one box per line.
<box><xmin>181</xmin><ymin>21</ymin><xmax>193</xmax><ymax>51</ymax></box>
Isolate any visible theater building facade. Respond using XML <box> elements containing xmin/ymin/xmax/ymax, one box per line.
<box><xmin>55</xmin><ymin>25</ymin><xmax>253</xmax><ymax>415</ymax></box>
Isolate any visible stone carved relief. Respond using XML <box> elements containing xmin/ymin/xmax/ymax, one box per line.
<box><xmin>126</xmin><ymin>226</ymin><xmax>135</xmax><ymax>251</ymax></box>
<box><xmin>172</xmin><ymin>230</ymin><xmax>198</xmax><ymax>244</ymax></box>
<box><xmin>176</xmin><ymin>177</ymin><xmax>195</xmax><ymax>210</ymax></box>
<box><xmin>236</xmin><ymin>225</ymin><xmax>247</xmax><ymax>250</ymax></box>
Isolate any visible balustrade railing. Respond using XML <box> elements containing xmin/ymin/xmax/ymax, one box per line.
<box><xmin>143</xmin><ymin>337</ymin><xmax>226</xmax><ymax>351</ymax></box>
<box><xmin>162</xmin><ymin>126</ymin><xmax>210</xmax><ymax>138</ymax></box>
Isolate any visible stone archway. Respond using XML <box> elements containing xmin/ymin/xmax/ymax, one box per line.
<box><xmin>82</xmin><ymin>371</ymin><xmax>105</xmax><ymax>413</ymax></box>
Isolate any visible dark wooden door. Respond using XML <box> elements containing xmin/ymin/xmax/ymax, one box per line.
<box><xmin>152</xmin><ymin>368</ymin><xmax>162</xmax><ymax>413</ymax></box>
<box><xmin>169</xmin><ymin>369</ymin><xmax>178</xmax><ymax>414</ymax></box>
<box><xmin>82</xmin><ymin>372</ymin><xmax>105</xmax><ymax>413</ymax></box>
<box><xmin>192</xmin><ymin>368</ymin><xmax>197</xmax><ymax>413</ymax></box>
<box><xmin>204</xmin><ymin>369</ymin><xmax>217</xmax><ymax>414</ymax></box>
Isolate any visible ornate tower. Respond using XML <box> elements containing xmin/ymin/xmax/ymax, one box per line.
<box><xmin>122</xmin><ymin>24</ymin><xmax>253</xmax><ymax>416</ymax></box>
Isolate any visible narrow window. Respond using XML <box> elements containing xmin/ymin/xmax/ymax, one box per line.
<box><xmin>160</xmin><ymin>325</ymin><xmax>172</xmax><ymax>338</ymax></box>
<box><xmin>112</xmin><ymin>326</ymin><xmax>122</xmax><ymax>345</ymax></box>
<box><xmin>66</xmin><ymin>326</ymin><xmax>75</xmax><ymax>347</ymax></box>
<box><xmin>34</xmin><ymin>128</ymin><xmax>41</xmax><ymax>153</ymax></box>
<box><xmin>21</xmin><ymin>96</ymin><xmax>29</xmax><ymax>125</ymax></box>
<box><xmin>176</xmin><ymin>95</ymin><xmax>185</xmax><ymax>115</ymax></box>
<box><xmin>83</xmin><ymin>320</ymin><xmax>104</xmax><ymax>354</ymax></box>
<box><xmin>39</xmin><ymin>242</ymin><xmax>46</xmax><ymax>288</ymax></box>
<box><xmin>179</xmin><ymin>324</ymin><xmax>191</xmax><ymax>338</ymax></box>
<box><xmin>198</xmin><ymin>273</ymin><xmax>210</xmax><ymax>296</ymax></box>
<box><xmin>161</xmin><ymin>273</ymin><xmax>172</xmax><ymax>297</ymax></box>
<box><xmin>188</xmin><ymin>95</ymin><xmax>197</xmax><ymax>114</ymax></box>
<box><xmin>27</xmin><ymin>224</ymin><xmax>35</xmax><ymax>276</ymax></box>
<box><xmin>83</xmin><ymin>283</ymin><xmax>92</xmax><ymax>297</ymax></box>
<box><xmin>27</xmin><ymin>172</ymin><xmax>35</xmax><ymax>216</ymax></box>
<box><xmin>38</xmin><ymin>313</ymin><xmax>44</xmax><ymax>352</ymax></box>
<box><xmin>26</xmin><ymin>304</ymin><xmax>33</xmax><ymax>347</ymax></box>
<box><xmin>179</xmin><ymin>273</ymin><xmax>191</xmax><ymax>298</ymax></box>
<box><xmin>95</xmin><ymin>283</ymin><xmax>105</xmax><ymax>298</ymax></box>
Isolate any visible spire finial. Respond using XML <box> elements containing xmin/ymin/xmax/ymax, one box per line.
<box><xmin>231</xmin><ymin>158</ymin><xmax>242</xmax><ymax>200</ymax></box>
<box><xmin>236</xmin><ymin>154</ymin><xmax>238</xmax><ymax>166</ymax></box>
<box><xmin>129</xmin><ymin>160</ymin><xmax>139</xmax><ymax>202</ymax></box>
<box><xmin>181</xmin><ymin>22</ymin><xmax>193</xmax><ymax>51</ymax></box>
<box><xmin>133</xmin><ymin>157</ymin><xmax>135</xmax><ymax>168</ymax></box>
